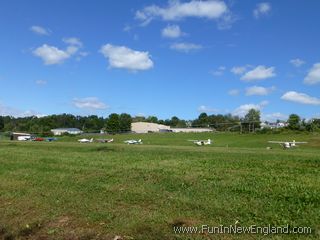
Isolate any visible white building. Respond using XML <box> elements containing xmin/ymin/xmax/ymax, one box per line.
<box><xmin>171</xmin><ymin>128</ymin><xmax>213</xmax><ymax>133</ymax></box>
<box><xmin>131</xmin><ymin>122</ymin><xmax>171</xmax><ymax>133</ymax></box>
<box><xmin>51</xmin><ymin>128</ymin><xmax>83</xmax><ymax>136</ymax></box>
<box><xmin>131</xmin><ymin>122</ymin><xmax>213</xmax><ymax>133</ymax></box>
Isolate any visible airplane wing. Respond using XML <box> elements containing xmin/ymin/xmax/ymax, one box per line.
<box><xmin>268</xmin><ymin>141</ymin><xmax>285</xmax><ymax>144</ymax></box>
<box><xmin>291</xmin><ymin>141</ymin><xmax>308</xmax><ymax>144</ymax></box>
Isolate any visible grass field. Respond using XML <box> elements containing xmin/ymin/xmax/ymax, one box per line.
<box><xmin>0</xmin><ymin>132</ymin><xmax>319</xmax><ymax>239</ymax></box>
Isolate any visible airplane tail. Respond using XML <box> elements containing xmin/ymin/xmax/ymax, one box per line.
<box><xmin>207</xmin><ymin>139</ymin><xmax>211</xmax><ymax>144</ymax></box>
<box><xmin>90</xmin><ymin>138</ymin><xmax>93</xmax><ymax>142</ymax></box>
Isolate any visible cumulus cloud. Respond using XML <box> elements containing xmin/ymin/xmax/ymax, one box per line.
<box><xmin>245</xmin><ymin>86</ymin><xmax>275</xmax><ymax>96</ymax></box>
<box><xmin>228</xmin><ymin>89</ymin><xmax>240</xmax><ymax>96</ymax></box>
<box><xmin>33</xmin><ymin>37</ymin><xmax>85</xmax><ymax>65</ymax></box>
<box><xmin>281</xmin><ymin>91</ymin><xmax>320</xmax><ymax>105</ymax></box>
<box><xmin>170</xmin><ymin>42</ymin><xmax>202</xmax><ymax>52</ymax></box>
<box><xmin>241</xmin><ymin>65</ymin><xmax>276</xmax><ymax>81</ymax></box>
<box><xmin>162</xmin><ymin>24</ymin><xmax>184</xmax><ymax>38</ymax></box>
<box><xmin>73</xmin><ymin>97</ymin><xmax>108</xmax><ymax>110</ymax></box>
<box><xmin>136</xmin><ymin>0</ymin><xmax>229</xmax><ymax>27</ymax></box>
<box><xmin>63</xmin><ymin>37</ymin><xmax>83</xmax><ymax>47</ymax></box>
<box><xmin>233</xmin><ymin>101</ymin><xmax>268</xmax><ymax>117</ymax></box>
<box><xmin>33</xmin><ymin>44</ymin><xmax>71</xmax><ymax>65</ymax></box>
<box><xmin>100</xmin><ymin>44</ymin><xmax>153</xmax><ymax>71</ymax></box>
<box><xmin>253</xmin><ymin>2</ymin><xmax>271</xmax><ymax>18</ymax></box>
<box><xmin>198</xmin><ymin>105</ymin><xmax>219</xmax><ymax>113</ymax></box>
<box><xmin>30</xmin><ymin>25</ymin><xmax>50</xmax><ymax>35</ymax></box>
<box><xmin>262</xmin><ymin>112</ymin><xmax>288</xmax><ymax>122</ymax></box>
<box><xmin>304</xmin><ymin>63</ymin><xmax>320</xmax><ymax>85</ymax></box>
<box><xmin>231</xmin><ymin>66</ymin><xmax>249</xmax><ymax>75</ymax></box>
<box><xmin>211</xmin><ymin>66</ymin><xmax>226</xmax><ymax>76</ymax></box>
<box><xmin>35</xmin><ymin>80</ymin><xmax>47</xmax><ymax>85</ymax></box>
<box><xmin>290</xmin><ymin>58</ymin><xmax>305</xmax><ymax>67</ymax></box>
<box><xmin>0</xmin><ymin>102</ymin><xmax>43</xmax><ymax>117</ymax></box>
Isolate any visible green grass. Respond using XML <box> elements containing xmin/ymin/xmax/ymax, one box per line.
<box><xmin>0</xmin><ymin>132</ymin><xmax>319</xmax><ymax>239</ymax></box>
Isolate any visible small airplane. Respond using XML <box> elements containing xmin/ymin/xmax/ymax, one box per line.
<box><xmin>46</xmin><ymin>137</ymin><xmax>57</xmax><ymax>142</ymax></box>
<box><xmin>78</xmin><ymin>138</ymin><xmax>94</xmax><ymax>143</ymax></box>
<box><xmin>33</xmin><ymin>137</ymin><xmax>45</xmax><ymax>142</ymax></box>
<box><xmin>268</xmin><ymin>140</ymin><xmax>308</xmax><ymax>149</ymax></box>
<box><xmin>96</xmin><ymin>138</ymin><xmax>114</xmax><ymax>143</ymax></box>
<box><xmin>188</xmin><ymin>139</ymin><xmax>212</xmax><ymax>146</ymax></box>
<box><xmin>124</xmin><ymin>139</ymin><xmax>143</xmax><ymax>144</ymax></box>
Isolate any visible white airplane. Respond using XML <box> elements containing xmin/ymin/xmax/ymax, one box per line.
<box><xmin>78</xmin><ymin>138</ymin><xmax>94</xmax><ymax>143</ymax></box>
<box><xmin>188</xmin><ymin>139</ymin><xmax>212</xmax><ymax>146</ymax></box>
<box><xmin>17</xmin><ymin>136</ymin><xmax>31</xmax><ymax>141</ymax></box>
<box><xmin>124</xmin><ymin>139</ymin><xmax>143</xmax><ymax>144</ymax></box>
<box><xmin>268</xmin><ymin>140</ymin><xmax>308</xmax><ymax>149</ymax></box>
<box><xmin>96</xmin><ymin>138</ymin><xmax>114</xmax><ymax>143</ymax></box>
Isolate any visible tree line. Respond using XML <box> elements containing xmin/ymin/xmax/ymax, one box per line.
<box><xmin>0</xmin><ymin>110</ymin><xmax>319</xmax><ymax>134</ymax></box>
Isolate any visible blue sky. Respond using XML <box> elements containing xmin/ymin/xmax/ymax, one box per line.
<box><xmin>0</xmin><ymin>0</ymin><xmax>320</xmax><ymax>121</ymax></box>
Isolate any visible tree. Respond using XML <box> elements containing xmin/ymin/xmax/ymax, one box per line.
<box><xmin>198</xmin><ymin>113</ymin><xmax>209</xmax><ymax>127</ymax></box>
<box><xmin>0</xmin><ymin>117</ymin><xmax>4</xmax><ymax>131</ymax></box>
<box><xmin>119</xmin><ymin>113</ymin><xmax>132</xmax><ymax>132</ymax></box>
<box><xmin>170</xmin><ymin>116</ymin><xmax>180</xmax><ymax>127</ymax></box>
<box><xmin>146</xmin><ymin>116</ymin><xmax>158</xmax><ymax>123</ymax></box>
<box><xmin>105</xmin><ymin>113</ymin><xmax>120</xmax><ymax>133</ymax></box>
<box><xmin>288</xmin><ymin>114</ymin><xmax>301</xmax><ymax>130</ymax></box>
<box><xmin>244</xmin><ymin>109</ymin><xmax>261</xmax><ymax>132</ymax></box>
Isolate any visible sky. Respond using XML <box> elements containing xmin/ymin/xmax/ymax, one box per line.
<box><xmin>0</xmin><ymin>0</ymin><xmax>320</xmax><ymax>121</ymax></box>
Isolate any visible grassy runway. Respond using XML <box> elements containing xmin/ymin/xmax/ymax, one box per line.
<box><xmin>0</xmin><ymin>132</ymin><xmax>319</xmax><ymax>239</ymax></box>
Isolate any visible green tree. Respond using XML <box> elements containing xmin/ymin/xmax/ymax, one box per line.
<box><xmin>105</xmin><ymin>113</ymin><xmax>120</xmax><ymax>134</ymax></box>
<box><xmin>0</xmin><ymin>117</ymin><xmax>4</xmax><ymax>131</ymax></box>
<box><xmin>119</xmin><ymin>113</ymin><xmax>132</xmax><ymax>132</ymax></box>
<box><xmin>170</xmin><ymin>116</ymin><xmax>180</xmax><ymax>127</ymax></box>
<box><xmin>146</xmin><ymin>116</ymin><xmax>158</xmax><ymax>123</ymax></box>
<box><xmin>244</xmin><ymin>109</ymin><xmax>261</xmax><ymax>132</ymax></box>
<box><xmin>288</xmin><ymin>114</ymin><xmax>301</xmax><ymax>130</ymax></box>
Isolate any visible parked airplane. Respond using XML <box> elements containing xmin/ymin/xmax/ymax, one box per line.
<box><xmin>268</xmin><ymin>140</ymin><xmax>307</xmax><ymax>149</ymax></box>
<box><xmin>96</xmin><ymin>138</ymin><xmax>114</xmax><ymax>143</ymax></box>
<box><xmin>17</xmin><ymin>136</ymin><xmax>31</xmax><ymax>141</ymax></box>
<box><xmin>46</xmin><ymin>137</ymin><xmax>57</xmax><ymax>142</ymax></box>
<box><xmin>78</xmin><ymin>138</ymin><xmax>94</xmax><ymax>143</ymax></box>
<box><xmin>188</xmin><ymin>139</ymin><xmax>212</xmax><ymax>146</ymax></box>
<box><xmin>124</xmin><ymin>139</ymin><xmax>143</xmax><ymax>144</ymax></box>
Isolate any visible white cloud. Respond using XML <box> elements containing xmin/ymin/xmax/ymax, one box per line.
<box><xmin>304</xmin><ymin>63</ymin><xmax>320</xmax><ymax>85</ymax></box>
<box><xmin>253</xmin><ymin>2</ymin><xmax>271</xmax><ymax>18</ymax></box>
<box><xmin>162</xmin><ymin>25</ymin><xmax>184</xmax><ymax>38</ymax></box>
<box><xmin>281</xmin><ymin>91</ymin><xmax>320</xmax><ymax>105</ymax></box>
<box><xmin>33</xmin><ymin>37</ymin><xmax>85</xmax><ymax>65</ymax></box>
<box><xmin>170</xmin><ymin>42</ymin><xmax>202</xmax><ymax>52</ymax></box>
<box><xmin>241</xmin><ymin>65</ymin><xmax>276</xmax><ymax>81</ymax></box>
<box><xmin>63</xmin><ymin>37</ymin><xmax>83</xmax><ymax>47</ymax></box>
<box><xmin>30</xmin><ymin>25</ymin><xmax>50</xmax><ymax>35</ymax></box>
<box><xmin>0</xmin><ymin>102</ymin><xmax>42</xmax><ymax>117</ymax></box>
<box><xmin>211</xmin><ymin>66</ymin><xmax>226</xmax><ymax>76</ymax></box>
<box><xmin>231</xmin><ymin>66</ymin><xmax>248</xmax><ymax>75</ymax></box>
<box><xmin>35</xmin><ymin>80</ymin><xmax>47</xmax><ymax>85</ymax></box>
<box><xmin>136</xmin><ymin>0</ymin><xmax>229</xmax><ymax>26</ymax></box>
<box><xmin>245</xmin><ymin>86</ymin><xmax>275</xmax><ymax>96</ymax></box>
<box><xmin>198</xmin><ymin>105</ymin><xmax>218</xmax><ymax>113</ymax></box>
<box><xmin>33</xmin><ymin>44</ymin><xmax>71</xmax><ymax>65</ymax></box>
<box><xmin>262</xmin><ymin>112</ymin><xmax>288</xmax><ymax>122</ymax></box>
<box><xmin>100</xmin><ymin>44</ymin><xmax>153</xmax><ymax>71</ymax></box>
<box><xmin>73</xmin><ymin>97</ymin><xmax>108</xmax><ymax>110</ymax></box>
<box><xmin>233</xmin><ymin>101</ymin><xmax>268</xmax><ymax>117</ymax></box>
<box><xmin>228</xmin><ymin>89</ymin><xmax>240</xmax><ymax>96</ymax></box>
<box><xmin>290</xmin><ymin>58</ymin><xmax>305</xmax><ymax>67</ymax></box>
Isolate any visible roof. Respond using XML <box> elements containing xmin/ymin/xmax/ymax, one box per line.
<box><xmin>51</xmin><ymin>128</ymin><xmax>81</xmax><ymax>131</ymax></box>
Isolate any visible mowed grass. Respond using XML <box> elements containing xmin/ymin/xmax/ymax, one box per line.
<box><xmin>0</xmin><ymin>132</ymin><xmax>319</xmax><ymax>239</ymax></box>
